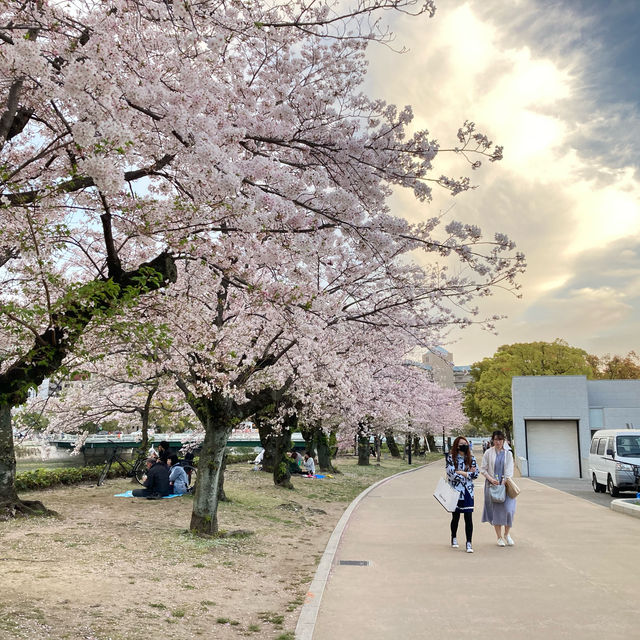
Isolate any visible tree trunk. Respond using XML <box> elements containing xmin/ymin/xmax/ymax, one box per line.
<box><xmin>217</xmin><ymin>452</ymin><xmax>229</xmax><ymax>502</ymax></box>
<box><xmin>357</xmin><ymin>423</ymin><xmax>370</xmax><ymax>466</ymax></box>
<box><xmin>133</xmin><ymin>386</ymin><xmax>156</xmax><ymax>482</ymax></box>
<box><xmin>413</xmin><ymin>435</ymin><xmax>421</xmax><ymax>456</ymax></box>
<box><xmin>315</xmin><ymin>425</ymin><xmax>336</xmax><ymax>473</ymax></box>
<box><xmin>385</xmin><ymin>430</ymin><xmax>401</xmax><ymax>457</ymax></box>
<box><xmin>189</xmin><ymin>407</ymin><xmax>231</xmax><ymax>536</ymax></box>
<box><xmin>375</xmin><ymin>435</ymin><xmax>381</xmax><ymax>462</ymax></box>
<box><xmin>427</xmin><ymin>434</ymin><xmax>436</xmax><ymax>452</ymax></box>
<box><xmin>257</xmin><ymin>418</ymin><xmax>277</xmax><ymax>473</ymax></box>
<box><xmin>180</xmin><ymin>381</ymin><xmax>292</xmax><ymax>535</ymax></box>
<box><xmin>0</xmin><ymin>404</ymin><xmax>56</xmax><ymax>519</ymax></box>
<box><xmin>273</xmin><ymin>425</ymin><xmax>293</xmax><ymax>489</ymax></box>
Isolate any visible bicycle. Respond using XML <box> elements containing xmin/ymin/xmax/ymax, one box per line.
<box><xmin>174</xmin><ymin>459</ymin><xmax>198</xmax><ymax>493</ymax></box>
<box><xmin>97</xmin><ymin>442</ymin><xmax>148</xmax><ymax>486</ymax></box>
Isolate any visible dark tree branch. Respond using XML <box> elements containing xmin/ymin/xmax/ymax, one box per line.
<box><xmin>4</xmin><ymin>154</ymin><xmax>176</xmax><ymax>205</ymax></box>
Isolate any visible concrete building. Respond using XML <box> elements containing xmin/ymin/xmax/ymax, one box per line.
<box><xmin>511</xmin><ymin>375</ymin><xmax>640</xmax><ymax>478</ymax></box>
<box><xmin>405</xmin><ymin>346</ymin><xmax>472</xmax><ymax>390</ymax></box>
<box><xmin>453</xmin><ymin>365</ymin><xmax>471</xmax><ymax>391</ymax></box>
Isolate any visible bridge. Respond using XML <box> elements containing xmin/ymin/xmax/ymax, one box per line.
<box><xmin>46</xmin><ymin>430</ymin><xmax>305</xmax><ymax>451</ymax></box>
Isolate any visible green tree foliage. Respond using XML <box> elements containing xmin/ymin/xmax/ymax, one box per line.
<box><xmin>462</xmin><ymin>340</ymin><xmax>594</xmax><ymax>437</ymax></box>
<box><xmin>12</xmin><ymin>410</ymin><xmax>49</xmax><ymax>434</ymax></box>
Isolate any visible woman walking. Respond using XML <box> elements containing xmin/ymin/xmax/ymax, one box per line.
<box><xmin>480</xmin><ymin>430</ymin><xmax>516</xmax><ymax>546</ymax></box>
<box><xmin>446</xmin><ymin>436</ymin><xmax>479</xmax><ymax>553</ymax></box>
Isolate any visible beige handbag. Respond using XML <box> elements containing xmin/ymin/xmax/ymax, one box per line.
<box><xmin>505</xmin><ymin>477</ymin><xmax>520</xmax><ymax>499</ymax></box>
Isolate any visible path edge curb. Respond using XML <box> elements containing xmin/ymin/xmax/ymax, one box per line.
<box><xmin>611</xmin><ymin>497</ymin><xmax>640</xmax><ymax>518</ymax></box>
<box><xmin>294</xmin><ymin>462</ymin><xmax>433</xmax><ymax>640</ymax></box>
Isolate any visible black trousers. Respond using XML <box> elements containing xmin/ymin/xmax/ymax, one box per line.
<box><xmin>450</xmin><ymin>511</ymin><xmax>473</xmax><ymax>543</ymax></box>
<box><xmin>132</xmin><ymin>488</ymin><xmax>157</xmax><ymax>498</ymax></box>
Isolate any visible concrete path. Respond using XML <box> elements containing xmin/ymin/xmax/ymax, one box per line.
<box><xmin>306</xmin><ymin>462</ymin><xmax>640</xmax><ymax>640</ymax></box>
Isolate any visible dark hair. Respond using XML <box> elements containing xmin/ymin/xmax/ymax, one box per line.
<box><xmin>159</xmin><ymin>440</ymin><xmax>170</xmax><ymax>450</ymax></box>
<box><xmin>168</xmin><ymin>453</ymin><xmax>179</xmax><ymax>466</ymax></box>
<box><xmin>492</xmin><ymin>430</ymin><xmax>505</xmax><ymax>442</ymax></box>
<box><xmin>450</xmin><ymin>436</ymin><xmax>472</xmax><ymax>469</ymax></box>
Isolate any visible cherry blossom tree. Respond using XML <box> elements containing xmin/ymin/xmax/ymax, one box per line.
<box><xmin>29</xmin><ymin>357</ymin><xmax>191</xmax><ymax>453</ymax></box>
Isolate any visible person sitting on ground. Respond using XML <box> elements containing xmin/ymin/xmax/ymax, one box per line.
<box><xmin>132</xmin><ymin>457</ymin><xmax>171</xmax><ymax>499</ymax></box>
<box><xmin>303</xmin><ymin>453</ymin><xmax>316</xmax><ymax>476</ymax></box>
<box><xmin>252</xmin><ymin>448</ymin><xmax>265</xmax><ymax>471</ymax></box>
<box><xmin>167</xmin><ymin>453</ymin><xmax>189</xmax><ymax>495</ymax></box>
<box><xmin>288</xmin><ymin>449</ymin><xmax>304</xmax><ymax>474</ymax></box>
<box><xmin>157</xmin><ymin>440</ymin><xmax>172</xmax><ymax>464</ymax></box>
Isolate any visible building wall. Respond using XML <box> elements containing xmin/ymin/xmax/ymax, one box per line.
<box><xmin>588</xmin><ymin>379</ymin><xmax>640</xmax><ymax>432</ymax></box>
<box><xmin>421</xmin><ymin>347</ymin><xmax>455</xmax><ymax>389</ymax></box>
<box><xmin>453</xmin><ymin>366</ymin><xmax>471</xmax><ymax>391</ymax></box>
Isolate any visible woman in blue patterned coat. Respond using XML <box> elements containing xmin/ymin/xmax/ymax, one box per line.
<box><xmin>446</xmin><ymin>436</ymin><xmax>479</xmax><ymax>553</ymax></box>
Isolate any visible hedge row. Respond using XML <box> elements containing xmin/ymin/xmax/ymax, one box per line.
<box><xmin>15</xmin><ymin>464</ymin><xmax>128</xmax><ymax>492</ymax></box>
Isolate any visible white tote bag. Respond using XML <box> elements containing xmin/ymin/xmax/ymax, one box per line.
<box><xmin>433</xmin><ymin>476</ymin><xmax>460</xmax><ymax>512</ymax></box>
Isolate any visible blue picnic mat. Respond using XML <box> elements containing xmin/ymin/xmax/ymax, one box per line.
<box><xmin>114</xmin><ymin>490</ymin><xmax>183</xmax><ymax>498</ymax></box>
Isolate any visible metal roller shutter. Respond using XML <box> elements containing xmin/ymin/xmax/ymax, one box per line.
<box><xmin>526</xmin><ymin>420</ymin><xmax>580</xmax><ymax>478</ymax></box>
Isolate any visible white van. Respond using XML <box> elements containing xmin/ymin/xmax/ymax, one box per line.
<box><xmin>589</xmin><ymin>429</ymin><xmax>640</xmax><ymax>496</ymax></box>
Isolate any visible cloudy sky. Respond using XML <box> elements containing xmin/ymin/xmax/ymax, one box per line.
<box><xmin>365</xmin><ymin>0</ymin><xmax>640</xmax><ymax>366</ymax></box>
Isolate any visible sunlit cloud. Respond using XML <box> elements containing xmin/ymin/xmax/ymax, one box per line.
<box><xmin>365</xmin><ymin>0</ymin><xmax>640</xmax><ymax>363</ymax></box>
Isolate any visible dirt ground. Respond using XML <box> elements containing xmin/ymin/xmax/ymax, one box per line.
<box><xmin>0</xmin><ymin>456</ymin><xmax>417</xmax><ymax>640</ymax></box>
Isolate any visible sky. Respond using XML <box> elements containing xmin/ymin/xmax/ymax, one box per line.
<box><xmin>364</xmin><ymin>0</ymin><xmax>640</xmax><ymax>366</ymax></box>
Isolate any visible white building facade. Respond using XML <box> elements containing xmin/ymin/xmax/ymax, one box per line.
<box><xmin>511</xmin><ymin>376</ymin><xmax>640</xmax><ymax>478</ymax></box>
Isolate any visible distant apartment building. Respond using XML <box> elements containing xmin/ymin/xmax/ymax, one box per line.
<box><xmin>453</xmin><ymin>365</ymin><xmax>472</xmax><ymax>391</ymax></box>
<box><xmin>405</xmin><ymin>347</ymin><xmax>471</xmax><ymax>391</ymax></box>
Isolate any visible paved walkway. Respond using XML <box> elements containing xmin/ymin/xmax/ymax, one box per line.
<box><xmin>300</xmin><ymin>461</ymin><xmax>640</xmax><ymax>639</ymax></box>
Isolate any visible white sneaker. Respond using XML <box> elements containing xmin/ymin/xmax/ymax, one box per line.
<box><xmin>497</xmin><ymin>537</ymin><xmax>506</xmax><ymax>547</ymax></box>
<box><xmin>466</xmin><ymin>542</ymin><xmax>473</xmax><ymax>553</ymax></box>
<box><xmin>505</xmin><ymin>534</ymin><xmax>514</xmax><ymax>546</ymax></box>
<box><xmin>451</xmin><ymin>537</ymin><xmax>459</xmax><ymax>548</ymax></box>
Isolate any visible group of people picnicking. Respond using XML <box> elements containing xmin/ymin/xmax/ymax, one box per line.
<box><xmin>445</xmin><ymin>430</ymin><xmax>517</xmax><ymax>553</ymax></box>
<box><xmin>251</xmin><ymin>448</ymin><xmax>317</xmax><ymax>476</ymax></box>
<box><xmin>132</xmin><ymin>441</ymin><xmax>192</xmax><ymax>499</ymax></box>
<box><xmin>289</xmin><ymin>449</ymin><xmax>316</xmax><ymax>475</ymax></box>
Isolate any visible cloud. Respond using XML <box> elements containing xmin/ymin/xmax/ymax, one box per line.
<box><xmin>364</xmin><ymin>0</ymin><xmax>640</xmax><ymax>364</ymax></box>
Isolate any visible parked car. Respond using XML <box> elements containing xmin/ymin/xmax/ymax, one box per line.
<box><xmin>589</xmin><ymin>429</ymin><xmax>640</xmax><ymax>496</ymax></box>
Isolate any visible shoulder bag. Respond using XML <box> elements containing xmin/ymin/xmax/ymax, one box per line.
<box><xmin>505</xmin><ymin>477</ymin><xmax>520</xmax><ymax>499</ymax></box>
<box><xmin>489</xmin><ymin>483</ymin><xmax>506</xmax><ymax>503</ymax></box>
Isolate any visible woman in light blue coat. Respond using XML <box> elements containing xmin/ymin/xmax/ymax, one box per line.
<box><xmin>168</xmin><ymin>454</ymin><xmax>189</xmax><ymax>495</ymax></box>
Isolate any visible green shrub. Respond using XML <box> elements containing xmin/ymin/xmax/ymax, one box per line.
<box><xmin>15</xmin><ymin>463</ymin><xmax>128</xmax><ymax>492</ymax></box>
<box><xmin>225</xmin><ymin>452</ymin><xmax>255</xmax><ymax>464</ymax></box>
